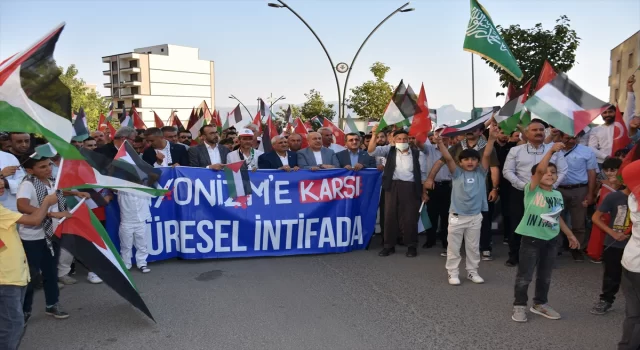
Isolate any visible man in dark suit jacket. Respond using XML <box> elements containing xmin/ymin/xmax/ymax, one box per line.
<box><xmin>336</xmin><ymin>132</ymin><xmax>377</xmax><ymax>170</ymax></box>
<box><xmin>95</xmin><ymin>126</ymin><xmax>138</xmax><ymax>160</ymax></box>
<box><xmin>258</xmin><ymin>135</ymin><xmax>299</xmax><ymax>171</ymax></box>
<box><xmin>188</xmin><ymin>125</ymin><xmax>229</xmax><ymax>169</ymax></box>
<box><xmin>297</xmin><ymin>132</ymin><xmax>340</xmax><ymax>170</ymax></box>
<box><xmin>142</xmin><ymin>127</ymin><xmax>189</xmax><ymax>167</ymax></box>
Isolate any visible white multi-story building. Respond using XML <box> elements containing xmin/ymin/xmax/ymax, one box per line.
<box><xmin>102</xmin><ymin>44</ymin><xmax>215</xmax><ymax>125</ymax></box>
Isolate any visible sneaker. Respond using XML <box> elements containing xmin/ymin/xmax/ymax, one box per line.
<box><xmin>530</xmin><ymin>304</ymin><xmax>561</xmax><ymax>320</ymax></box>
<box><xmin>589</xmin><ymin>257</ymin><xmax>603</xmax><ymax>264</ymax></box>
<box><xmin>440</xmin><ymin>251</ymin><xmax>448</xmax><ymax>257</ymax></box>
<box><xmin>24</xmin><ymin>312</ymin><xmax>31</xmax><ymax>327</ymax></box>
<box><xmin>590</xmin><ymin>300</ymin><xmax>613</xmax><ymax>315</ymax></box>
<box><xmin>512</xmin><ymin>306</ymin><xmax>528</xmax><ymax>322</ymax></box>
<box><xmin>481</xmin><ymin>251</ymin><xmax>494</xmax><ymax>261</ymax></box>
<box><xmin>57</xmin><ymin>282</ymin><xmax>64</xmax><ymax>290</ymax></box>
<box><xmin>448</xmin><ymin>274</ymin><xmax>461</xmax><ymax>286</ymax></box>
<box><xmin>571</xmin><ymin>250</ymin><xmax>585</xmax><ymax>262</ymax></box>
<box><xmin>467</xmin><ymin>272</ymin><xmax>485</xmax><ymax>284</ymax></box>
<box><xmin>58</xmin><ymin>275</ymin><xmax>77</xmax><ymax>285</ymax></box>
<box><xmin>139</xmin><ymin>266</ymin><xmax>151</xmax><ymax>274</ymax></box>
<box><xmin>45</xmin><ymin>304</ymin><xmax>69</xmax><ymax>319</ymax></box>
<box><xmin>378</xmin><ymin>247</ymin><xmax>395</xmax><ymax>257</ymax></box>
<box><xmin>87</xmin><ymin>272</ymin><xmax>103</xmax><ymax>284</ymax></box>
<box><xmin>502</xmin><ymin>238</ymin><xmax>509</xmax><ymax>245</ymax></box>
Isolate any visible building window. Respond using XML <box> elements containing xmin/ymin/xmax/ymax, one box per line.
<box><xmin>616</xmin><ymin>60</ymin><xmax>621</xmax><ymax>74</ymax></box>
<box><xmin>130</xmin><ymin>73</ymin><xmax>139</xmax><ymax>81</ymax></box>
<box><xmin>615</xmin><ymin>88</ymin><xmax>619</xmax><ymax>100</ymax></box>
<box><xmin>630</xmin><ymin>53</ymin><xmax>635</xmax><ymax>68</ymax></box>
<box><xmin>111</xmin><ymin>61</ymin><xmax>117</xmax><ymax>70</ymax></box>
<box><xmin>132</xmin><ymin>100</ymin><xmax>140</xmax><ymax>108</ymax></box>
<box><xmin>131</xmin><ymin>87</ymin><xmax>139</xmax><ymax>95</ymax></box>
<box><xmin>111</xmin><ymin>74</ymin><xmax>118</xmax><ymax>84</ymax></box>
<box><xmin>160</xmin><ymin>48</ymin><xmax>164</xmax><ymax>52</ymax></box>
<box><xmin>117</xmin><ymin>112</ymin><xmax>123</xmax><ymax>120</ymax></box>
<box><xmin>130</xmin><ymin>60</ymin><xmax>138</xmax><ymax>68</ymax></box>
<box><xmin>117</xmin><ymin>101</ymin><xmax>125</xmax><ymax>109</ymax></box>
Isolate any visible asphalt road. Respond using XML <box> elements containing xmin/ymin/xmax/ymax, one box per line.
<box><xmin>21</xmin><ymin>239</ymin><xmax>624</xmax><ymax>350</ymax></box>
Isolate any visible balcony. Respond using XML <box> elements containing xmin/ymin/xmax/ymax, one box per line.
<box><xmin>103</xmin><ymin>82</ymin><xmax>112</xmax><ymax>88</ymax></box>
<box><xmin>102</xmin><ymin>56</ymin><xmax>112</xmax><ymax>63</ymax></box>
<box><xmin>120</xmin><ymin>80</ymin><xmax>141</xmax><ymax>87</ymax></box>
<box><xmin>103</xmin><ymin>70</ymin><xmax>111</xmax><ymax>75</ymax></box>
<box><xmin>120</xmin><ymin>67</ymin><xmax>140</xmax><ymax>74</ymax></box>
<box><xmin>119</xmin><ymin>53</ymin><xmax>141</xmax><ymax>60</ymax></box>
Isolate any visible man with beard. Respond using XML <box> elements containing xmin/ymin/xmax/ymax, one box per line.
<box><xmin>588</xmin><ymin>105</ymin><xmax>619</xmax><ymax>166</ymax></box>
<box><xmin>8</xmin><ymin>132</ymin><xmax>31</xmax><ymax>164</ymax></box>
<box><xmin>96</xmin><ymin>127</ymin><xmax>137</xmax><ymax>160</ymax></box>
<box><xmin>503</xmin><ymin>121</ymin><xmax>569</xmax><ymax>267</ymax></box>
<box><xmin>179</xmin><ymin>130</ymin><xmax>193</xmax><ymax>146</ymax></box>
<box><xmin>142</xmin><ymin>128</ymin><xmax>190</xmax><ymax>167</ymax></box>
<box><xmin>287</xmin><ymin>133</ymin><xmax>303</xmax><ymax>152</ymax></box>
<box><xmin>188</xmin><ymin>125</ymin><xmax>229</xmax><ymax>169</ymax></box>
<box><xmin>91</xmin><ymin>131</ymin><xmax>107</xmax><ymax>147</ymax></box>
<box><xmin>82</xmin><ymin>137</ymin><xmax>97</xmax><ymax>151</ymax></box>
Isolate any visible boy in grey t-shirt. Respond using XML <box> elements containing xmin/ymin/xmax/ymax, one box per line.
<box><xmin>590</xmin><ymin>188</ymin><xmax>631</xmax><ymax>314</ymax></box>
<box><xmin>436</xmin><ymin>125</ymin><xmax>496</xmax><ymax>286</ymax></box>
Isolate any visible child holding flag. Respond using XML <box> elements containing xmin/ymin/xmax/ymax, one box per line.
<box><xmin>511</xmin><ymin>141</ymin><xmax>580</xmax><ymax>322</ymax></box>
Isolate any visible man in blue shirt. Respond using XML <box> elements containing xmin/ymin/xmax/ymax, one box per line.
<box><xmin>558</xmin><ymin>131</ymin><xmax>598</xmax><ymax>261</ymax></box>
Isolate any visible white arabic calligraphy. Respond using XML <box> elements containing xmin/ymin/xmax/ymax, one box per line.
<box><xmin>466</xmin><ymin>8</ymin><xmax>511</xmax><ymax>54</ymax></box>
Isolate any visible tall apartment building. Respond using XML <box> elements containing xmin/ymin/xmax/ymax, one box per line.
<box><xmin>102</xmin><ymin>44</ymin><xmax>215</xmax><ymax>125</ymax></box>
<box><xmin>609</xmin><ymin>31</ymin><xmax>639</xmax><ymax>115</ymax></box>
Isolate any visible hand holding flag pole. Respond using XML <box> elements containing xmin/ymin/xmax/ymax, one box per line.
<box><xmin>56</xmin><ymin>196</ymin><xmax>84</xmax><ymax>225</ymax></box>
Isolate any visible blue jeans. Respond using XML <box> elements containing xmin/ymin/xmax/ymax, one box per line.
<box><xmin>22</xmin><ymin>239</ymin><xmax>59</xmax><ymax>313</ymax></box>
<box><xmin>0</xmin><ymin>285</ymin><xmax>26</xmax><ymax>350</ymax></box>
<box><xmin>513</xmin><ymin>235</ymin><xmax>559</xmax><ymax>306</ymax></box>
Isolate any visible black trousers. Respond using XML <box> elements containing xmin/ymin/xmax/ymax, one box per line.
<box><xmin>426</xmin><ymin>181</ymin><xmax>451</xmax><ymax>248</ymax></box>
<box><xmin>480</xmin><ymin>200</ymin><xmax>495</xmax><ymax>252</ymax></box>
<box><xmin>513</xmin><ymin>236</ymin><xmax>559</xmax><ymax>306</ymax></box>
<box><xmin>619</xmin><ymin>268</ymin><xmax>640</xmax><ymax>350</ymax></box>
<box><xmin>508</xmin><ymin>188</ymin><xmax>525</xmax><ymax>261</ymax></box>
<box><xmin>601</xmin><ymin>247</ymin><xmax>625</xmax><ymax>304</ymax></box>
<box><xmin>383</xmin><ymin>181</ymin><xmax>421</xmax><ymax>249</ymax></box>
<box><xmin>499</xmin><ymin>179</ymin><xmax>512</xmax><ymax>241</ymax></box>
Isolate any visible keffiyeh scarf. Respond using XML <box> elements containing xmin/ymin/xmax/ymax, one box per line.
<box><xmin>23</xmin><ymin>175</ymin><xmax>67</xmax><ymax>256</ymax></box>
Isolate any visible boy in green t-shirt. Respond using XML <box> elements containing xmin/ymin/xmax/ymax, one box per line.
<box><xmin>511</xmin><ymin>142</ymin><xmax>580</xmax><ymax>323</ymax></box>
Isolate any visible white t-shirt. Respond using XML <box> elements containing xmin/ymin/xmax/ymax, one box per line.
<box><xmin>278</xmin><ymin>153</ymin><xmax>289</xmax><ymax>167</ymax></box>
<box><xmin>313</xmin><ymin>151</ymin><xmax>323</xmax><ymax>166</ymax></box>
<box><xmin>16</xmin><ymin>180</ymin><xmax>59</xmax><ymax>241</ymax></box>
<box><xmin>622</xmin><ymin>194</ymin><xmax>640</xmax><ymax>273</ymax></box>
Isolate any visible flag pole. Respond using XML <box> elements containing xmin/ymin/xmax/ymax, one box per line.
<box><xmin>471</xmin><ymin>53</ymin><xmax>476</xmax><ymax>109</ymax></box>
<box><xmin>53</xmin><ymin>158</ymin><xmax>64</xmax><ymax>191</ymax></box>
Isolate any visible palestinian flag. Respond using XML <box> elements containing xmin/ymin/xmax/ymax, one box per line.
<box><xmin>119</xmin><ymin>106</ymin><xmax>133</xmax><ymax>127</ymax></box>
<box><xmin>212</xmin><ymin>110</ymin><xmax>222</xmax><ymax>133</ymax></box>
<box><xmin>409</xmin><ymin>83</ymin><xmax>432</xmax><ymax>144</ymax></box>
<box><xmin>258</xmin><ymin>98</ymin><xmax>270</xmax><ymax>120</ymax></box>
<box><xmin>224</xmin><ymin>161</ymin><xmax>252</xmax><ymax>209</ymax></box>
<box><xmin>113</xmin><ymin>141</ymin><xmax>161</xmax><ymax>187</ymax></box>
<box><xmin>284</xmin><ymin>105</ymin><xmax>294</xmax><ymax>132</ymax></box>
<box><xmin>343</xmin><ymin>114</ymin><xmax>360</xmax><ymax>134</ymax></box>
<box><xmin>0</xmin><ymin>24</ymin><xmax>77</xmax><ymax>159</ymax></box>
<box><xmin>72</xmin><ymin>107</ymin><xmax>89</xmax><ymax>141</ymax></box>
<box><xmin>378</xmin><ymin>80</ymin><xmax>409</xmax><ymax>130</ymax></box>
<box><xmin>55</xmin><ymin>199</ymin><xmax>154</xmax><ymax>321</ymax></box>
<box><xmin>399</xmin><ymin>84</ymin><xmax>421</xmax><ymax>127</ymax></box>
<box><xmin>496</xmin><ymin>82</ymin><xmax>530</xmax><ymax>134</ymax></box>
<box><xmin>417</xmin><ymin>202</ymin><xmax>432</xmax><ymax>233</ymax></box>
<box><xmin>227</xmin><ymin>104</ymin><xmax>243</xmax><ymax>127</ymax></box>
<box><xmin>188</xmin><ymin>116</ymin><xmax>205</xmax><ymax>143</ymax></box>
<box><xmin>195</xmin><ymin>100</ymin><xmax>210</xmax><ymax>119</ymax></box>
<box><xmin>524</xmin><ymin>72</ymin><xmax>611</xmax><ymax>136</ymax></box>
<box><xmin>186</xmin><ymin>107</ymin><xmax>199</xmax><ymax>131</ymax></box>
<box><xmin>105</xmin><ymin>101</ymin><xmax>114</xmax><ymax>122</ymax></box>
<box><xmin>439</xmin><ymin>108</ymin><xmax>497</xmax><ymax>137</ymax></box>
<box><xmin>258</xmin><ymin>114</ymin><xmax>279</xmax><ymax>153</ymax></box>
<box><xmin>153</xmin><ymin>111</ymin><xmax>164</xmax><ymax>128</ymax></box>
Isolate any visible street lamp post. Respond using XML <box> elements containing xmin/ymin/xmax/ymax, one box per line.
<box><xmin>228</xmin><ymin>95</ymin><xmax>253</xmax><ymax>117</ymax></box>
<box><xmin>269</xmin><ymin>1</ymin><xmax>414</xmax><ymax>126</ymax></box>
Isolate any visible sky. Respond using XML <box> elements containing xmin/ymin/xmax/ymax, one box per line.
<box><xmin>1</xmin><ymin>0</ymin><xmax>639</xmax><ymax>115</ymax></box>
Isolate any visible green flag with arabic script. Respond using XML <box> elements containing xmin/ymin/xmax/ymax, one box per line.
<box><xmin>463</xmin><ymin>0</ymin><xmax>523</xmax><ymax>81</ymax></box>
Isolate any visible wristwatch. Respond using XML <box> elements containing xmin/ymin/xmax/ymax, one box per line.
<box><xmin>492</xmin><ymin>187</ymin><xmax>499</xmax><ymax>192</ymax></box>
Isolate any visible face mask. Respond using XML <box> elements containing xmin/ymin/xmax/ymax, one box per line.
<box><xmin>396</xmin><ymin>143</ymin><xmax>409</xmax><ymax>151</ymax></box>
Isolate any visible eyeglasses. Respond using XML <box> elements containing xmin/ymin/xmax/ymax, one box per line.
<box><xmin>526</xmin><ymin>143</ymin><xmax>545</xmax><ymax>155</ymax></box>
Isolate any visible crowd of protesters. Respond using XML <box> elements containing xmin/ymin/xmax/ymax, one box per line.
<box><xmin>1</xmin><ymin>76</ymin><xmax>640</xmax><ymax>349</ymax></box>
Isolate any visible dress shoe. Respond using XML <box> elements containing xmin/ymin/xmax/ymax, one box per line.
<box><xmin>378</xmin><ymin>247</ymin><xmax>395</xmax><ymax>257</ymax></box>
<box><xmin>406</xmin><ymin>246</ymin><xmax>417</xmax><ymax>257</ymax></box>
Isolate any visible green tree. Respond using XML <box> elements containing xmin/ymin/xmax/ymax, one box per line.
<box><xmin>346</xmin><ymin>62</ymin><xmax>393</xmax><ymax>121</ymax></box>
<box><xmin>483</xmin><ymin>15</ymin><xmax>580</xmax><ymax>91</ymax></box>
<box><xmin>298</xmin><ymin>89</ymin><xmax>335</xmax><ymax>122</ymax></box>
<box><xmin>274</xmin><ymin>104</ymin><xmax>302</xmax><ymax>130</ymax></box>
<box><xmin>58</xmin><ymin>64</ymin><xmax>108</xmax><ymax>130</ymax></box>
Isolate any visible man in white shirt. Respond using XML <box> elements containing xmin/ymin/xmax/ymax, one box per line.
<box><xmin>226</xmin><ymin>129</ymin><xmax>263</xmax><ymax>170</ymax></box>
<box><xmin>0</xmin><ymin>151</ymin><xmax>25</xmax><ymax>211</ymax></box>
<box><xmin>142</xmin><ymin>128</ymin><xmax>189</xmax><ymax>167</ymax></box>
<box><xmin>619</xmin><ymin>160</ymin><xmax>640</xmax><ymax>350</ymax></box>
<box><xmin>319</xmin><ymin>127</ymin><xmax>346</xmax><ymax>153</ymax></box>
<box><xmin>588</xmin><ymin>105</ymin><xmax>617</xmax><ymax>165</ymax></box>
<box><xmin>188</xmin><ymin>125</ymin><xmax>229</xmax><ymax>169</ymax></box>
<box><xmin>296</xmin><ymin>132</ymin><xmax>340</xmax><ymax>170</ymax></box>
<box><xmin>503</xmin><ymin>121</ymin><xmax>568</xmax><ymax>266</ymax></box>
<box><xmin>368</xmin><ymin>127</ymin><xmax>427</xmax><ymax>258</ymax></box>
